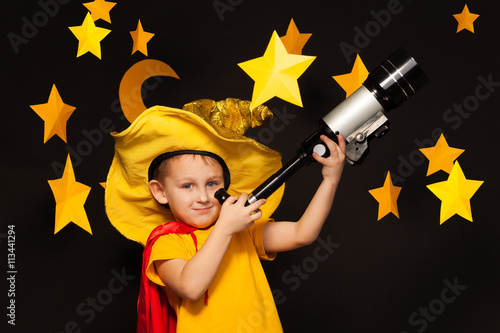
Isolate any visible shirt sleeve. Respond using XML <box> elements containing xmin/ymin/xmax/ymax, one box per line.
<box><xmin>250</xmin><ymin>218</ymin><xmax>277</xmax><ymax>261</ymax></box>
<box><xmin>146</xmin><ymin>233</ymin><xmax>195</xmax><ymax>287</ymax></box>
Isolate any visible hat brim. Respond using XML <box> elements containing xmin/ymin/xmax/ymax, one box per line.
<box><xmin>105</xmin><ymin>105</ymin><xmax>284</xmax><ymax>246</ymax></box>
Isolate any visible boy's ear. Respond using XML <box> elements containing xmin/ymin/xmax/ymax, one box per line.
<box><xmin>149</xmin><ymin>180</ymin><xmax>168</xmax><ymax>205</ymax></box>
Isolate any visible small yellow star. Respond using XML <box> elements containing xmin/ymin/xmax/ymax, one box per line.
<box><xmin>427</xmin><ymin>161</ymin><xmax>483</xmax><ymax>224</ymax></box>
<box><xmin>238</xmin><ymin>31</ymin><xmax>316</xmax><ymax>109</ymax></box>
<box><xmin>280</xmin><ymin>18</ymin><xmax>312</xmax><ymax>55</ymax></box>
<box><xmin>420</xmin><ymin>134</ymin><xmax>465</xmax><ymax>176</ymax></box>
<box><xmin>69</xmin><ymin>12</ymin><xmax>111</xmax><ymax>59</ymax></box>
<box><xmin>453</xmin><ymin>4</ymin><xmax>479</xmax><ymax>33</ymax></box>
<box><xmin>369</xmin><ymin>171</ymin><xmax>402</xmax><ymax>221</ymax></box>
<box><xmin>30</xmin><ymin>84</ymin><xmax>76</xmax><ymax>143</ymax></box>
<box><xmin>332</xmin><ymin>54</ymin><xmax>369</xmax><ymax>98</ymax></box>
<box><xmin>83</xmin><ymin>0</ymin><xmax>116</xmax><ymax>23</ymax></box>
<box><xmin>48</xmin><ymin>155</ymin><xmax>93</xmax><ymax>235</ymax></box>
<box><xmin>130</xmin><ymin>19</ymin><xmax>155</xmax><ymax>56</ymax></box>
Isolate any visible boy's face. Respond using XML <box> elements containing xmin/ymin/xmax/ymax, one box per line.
<box><xmin>152</xmin><ymin>155</ymin><xmax>225</xmax><ymax>228</ymax></box>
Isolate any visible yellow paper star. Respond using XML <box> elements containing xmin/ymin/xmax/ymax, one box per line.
<box><xmin>238</xmin><ymin>30</ymin><xmax>316</xmax><ymax>109</ymax></box>
<box><xmin>332</xmin><ymin>54</ymin><xmax>369</xmax><ymax>98</ymax></box>
<box><xmin>427</xmin><ymin>161</ymin><xmax>483</xmax><ymax>224</ymax></box>
<box><xmin>369</xmin><ymin>171</ymin><xmax>402</xmax><ymax>220</ymax></box>
<box><xmin>30</xmin><ymin>84</ymin><xmax>76</xmax><ymax>143</ymax></box>
<box><xmin>83</xmin><ymin>0</ymin><xmax>116</xmax><ymax>23</ymax></box>
<box><xmin>280</xmin><ymin>18</ymin><xmax>312</xmax><ymax>55</ymax></box>
<box><xmin>69</xmin><ymin>12</ymin><xmax>111</xmax><ymax>59</ymax></box>
<box><xmin>453</xmin><ymin>4</ymin><xmax>479</xmax><ymax>33</ymax></box>
<box><xmin>130</xmin><ymin>20</ymin><xmax>155</xmax><ymax>56</ymax></box>
<box><xmin>420</xmin><ymin>134</ymin><xmax>465</xmax><ymax>176</ymax></box>
<box><xmin>47</xmin><ymin>155</ymin><xmax>93</xmax><ymax>234</ymax></box>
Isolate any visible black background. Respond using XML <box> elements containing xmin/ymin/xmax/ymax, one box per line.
<box><xmin>2</xmin><ymin>0</ymin><xmax>499</xmax><ymax>332</ymax></box>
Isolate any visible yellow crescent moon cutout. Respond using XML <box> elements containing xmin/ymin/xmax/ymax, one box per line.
<box><xmin>119</xmin><ymin>59</ymin><xmax>180</xmax><ymax>123</ymax></box>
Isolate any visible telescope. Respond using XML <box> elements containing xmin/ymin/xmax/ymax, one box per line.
<box><xmin>215</xmin><ymin>48</ymin><xmax>428</xmax><ymax>205</ymax></box>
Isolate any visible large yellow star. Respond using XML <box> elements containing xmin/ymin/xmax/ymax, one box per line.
<box><xmin>280</xmin><ymin>18</ymin><xmax>312</xmax><ymax>55</ymax></box>
<box><xmin>453</xmin><ymin>4</ymin><xmax>479</xmax><ymax>33</ymax></box>
<box><xmin>83</xmin><ymin>0</ymin><xmax>116</xmax><ymax>23</ymax></box>
<box><xmin>332</xmin><ymin>54</ymin><xmax>369</xmax><ymax>98</ymax></box>
<box><xmin>30</xmin><ymin>84</ymin><xmax>76</xmax><ymax>143</ymax></box>
<box><xmin>69</xmin><ymin>12</ymin><xmax>111</xmax><ymax>59</ymax></box>
<box><xmin>369</xmin><ymin>171</ymin><xmax>402</xmax><ymax>220</ymax></box>
<box><xmin>427</xmin><ymin>161</ymin><xmax>483</xmax><ymax>224</ymax></box>
<box><xmin>48</xmin><ymin>155</ymin><xmax>93</xmax><ymax>235</ymax></box>
<box><xmin>419</xmin><ymin>133</ymin><xmax>465</xmax><ymax>176</ymax></box>
<box><xmin>130</xmin><ymin>20</ymin><xmax>155</xmax><ymax>56</ymax></box>
<box><xmin>238</xmin><ymin>31</ymin><xmax>316</xmax><ymax>109</ymax></box>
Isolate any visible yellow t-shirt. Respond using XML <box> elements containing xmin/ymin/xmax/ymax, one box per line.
<box><xmin>147</xmin><ymin>220</ymin><xmax>283</xmax><ymax>332</ymax></box>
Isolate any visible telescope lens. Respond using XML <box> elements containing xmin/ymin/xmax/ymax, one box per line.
<box><xmin>363</xmin><ymin>48</ymin><xmax>428</xmax><ymax>111</ymax></box>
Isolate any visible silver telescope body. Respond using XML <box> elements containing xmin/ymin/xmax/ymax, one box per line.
<box><xmin>320</xmin><ymin>47</ymin><xmax>428</xmax><ymax>164</ymax></box>
<box><xmin>215</xmin><ymin>48</ymin><xmax>428</xmax><ymax>205</ymax></box>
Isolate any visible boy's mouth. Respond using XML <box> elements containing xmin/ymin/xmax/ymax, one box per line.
<box><xmin>193</xmin><ymin>206</ymin><xmax>212</xmax><ymax>212</ymax></box>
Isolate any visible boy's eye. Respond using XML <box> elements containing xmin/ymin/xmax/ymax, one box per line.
<box><xmin>207</xmin><ymin>181</ymin><xmax>218</xmax><ymax>188</ymax></box>
<box><xmin>182</xmin><ymin>184</ymin><xmax>193</xmax><ymax>189</ymax></box>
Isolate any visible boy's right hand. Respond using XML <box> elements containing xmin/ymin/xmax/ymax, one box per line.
<box><xmin>216</xmin><ymin>193</ymin><xmax>266</xmax><ymax>235</ymax></box>
<box><xmin>155</xmin><ymin>192</ymin><xmax>266</xmax><ymax>302</ymax></box>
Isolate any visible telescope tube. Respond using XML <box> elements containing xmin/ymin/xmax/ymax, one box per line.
<box><xmin>215</xmin><ymin>48</ymin><xmax>428</xmax><ymax>205</ymax></box>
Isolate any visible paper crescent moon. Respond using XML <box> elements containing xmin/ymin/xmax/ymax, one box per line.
<box><xmin>118</xmin><ymin>59</ymin><xmax>180</xmax><ymax>123</ymax></box>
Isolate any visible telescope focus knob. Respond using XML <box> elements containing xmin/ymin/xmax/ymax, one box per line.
<box><xmin>313</xmin><ymin>143</ymin><xmax>327</xmax><ymax>157</ymax></box>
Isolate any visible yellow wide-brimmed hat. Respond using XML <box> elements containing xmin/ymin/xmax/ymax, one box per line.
<box><xmin>105</xmin><ymin>103</ymin><xmax>284</xmax><ymax>246</ymax></box>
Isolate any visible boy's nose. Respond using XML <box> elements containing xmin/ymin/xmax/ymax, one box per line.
<box><xmin>196</xmin><ymin>188</ymin><xmax>209</xmax><ymax>203</ymax></box>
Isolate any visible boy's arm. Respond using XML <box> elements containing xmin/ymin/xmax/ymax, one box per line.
<box><xmin>263</xmin><ymin>134</ymin><xmax>346</xmax><ymax>253</ymax></box>
<box><xmin>154</xmin><ymin>194</ymin><xmax>266</xmax><ymax>301</ymax></box>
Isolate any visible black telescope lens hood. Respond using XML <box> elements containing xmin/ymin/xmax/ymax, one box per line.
<box><xmin>363</xmin><ymin>48</ymin><xmax>428</xmax><ymax>111</ymax></box>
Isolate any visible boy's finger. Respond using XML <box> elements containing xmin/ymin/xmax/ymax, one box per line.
<box><xmin>237</xmin><ymin>193</ymin><xmax>249</xmax><ymax>205</ymax></box>
<box><xmin>320</xmin><ymin>135</ymin><xmax>336</xmax><ymax>151</ymax></box>
<box><xmin>336</xmin><ymin>134</ymin><xmax>346</xmax><ymax>153</ymax></box>
<box><xmin>251</xmin><ymin>209</ymin><xmax>263</xmax><ymax>220</ymax></box>
<box><xmin>223</xmin><ymin>196</ymin><xmax>238</xmax><ymax>206</ymax></box>
<box><xmin>248</xmin><ymin>198</ymin><xmax>266</xmax><ymax>212</ymax></box>
<box><xmin>321</xmin><ymin>134</ymin><xmax>346</xmax><ymax>158</ymax></box>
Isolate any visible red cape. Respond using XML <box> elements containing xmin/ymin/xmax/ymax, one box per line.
<box><xmin>136</xmin><ymin>221</ymin><xmax>198</xmax><ymax>333</ymax></box>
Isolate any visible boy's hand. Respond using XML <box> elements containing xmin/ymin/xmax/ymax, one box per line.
<box><xmin>312</xmin><ymin>134</ymin><xmax>346</xmax><ymax>185</ymax></box>
<box><xmin>216</xmin><ymin>193</ymin><xmax>266</xmax><ymax>235</ymax></box>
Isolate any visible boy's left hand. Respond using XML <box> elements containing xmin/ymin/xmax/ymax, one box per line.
<box><xmin>312</xmin><ymin>134</ymin><xmax>346</xmax><ymax>185</ymax></box>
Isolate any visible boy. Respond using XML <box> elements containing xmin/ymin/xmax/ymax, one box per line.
<box><xmin>105</xmin><ymin>105</ymin><xmax>345</xmax><ymax>332</ymax></box>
